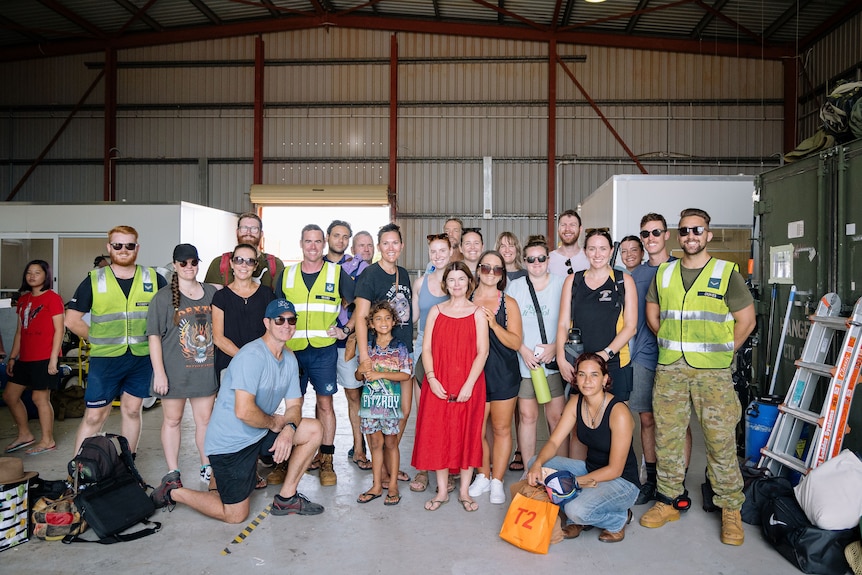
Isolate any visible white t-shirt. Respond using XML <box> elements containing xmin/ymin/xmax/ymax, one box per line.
<box><xmin>548</xmin><ymin>249</ymin><xmax>588</xmax><ymax>278</ymax></box>
<box><xmin>506</xmin><ymin>274</ymin><xmax>566</xmax><ymax>378</ymax></box>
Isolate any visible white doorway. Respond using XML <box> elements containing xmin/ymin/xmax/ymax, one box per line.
<box><xmin>260</xmin><ymin>206</ymin><xmax>390</xmax><ymax>265</ymax></box>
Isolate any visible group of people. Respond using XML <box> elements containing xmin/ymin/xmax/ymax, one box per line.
<box><xmin>1</xmin><ymin>206</ymin><xmax>755</xmax><ymax>548</ymax></box>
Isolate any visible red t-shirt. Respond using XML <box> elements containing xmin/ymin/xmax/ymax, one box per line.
<box><xmin>16</xmin><ymin>290</ymin><xmax>64</xmax><ymax>362</ymax></box>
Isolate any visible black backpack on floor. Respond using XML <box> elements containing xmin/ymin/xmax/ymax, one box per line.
<box><xmin>64</xmin><ymin>434</ymin><xmax>160</xmax><ymax>544</ymax></box>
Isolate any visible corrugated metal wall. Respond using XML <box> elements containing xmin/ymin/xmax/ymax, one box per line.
<box><xmin>1</xmin><ymin>27</ymin><xmax>796</xmax><ymax>269</ymax></box>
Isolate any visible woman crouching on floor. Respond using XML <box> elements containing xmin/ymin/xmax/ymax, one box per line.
<box><xmin>526</xmin><ymin>352</ymin><xmax>639</xmax><ymax>543</ymax></box>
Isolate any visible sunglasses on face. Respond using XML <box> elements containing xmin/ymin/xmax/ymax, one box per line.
<box><xmin>271</xmin><ymin>316</ymin><xmax>298</xmax><ymax>326</ymax></box>
<box><xmin>678</xmin><ymin>226</ymin><xmax>706</xmax><ymax>237</ymax></box>
<box><xmin>427</xmin><ymin>233</ymin><xmax>449</xmax><ymax>242</ymax></box>
<box><xmin>110</xmin><ymin>242</ymin><xmax>137</xmax><ymax>251</ymax></box>
<box><xmin>177</xmin><ymin>259</ymin><xmax>199</xmax><ymax>268</ymax></box>
<box><xmin>525</xmin><ymin>255</ymin><xmax>548</xmax><ymax>263</ymax></box>
<box><xmin>478</xmin><ymin>263</ymin><xmax>504</xmax><ymax>276</ymax></box>
<box><xmin>231</xmin><ymin>256</ymin><xmax>256</xmax><ymax>266</ymax></box>
<box><xmin>640</xmin><ymin>229</ymin><xmax>666</xmax><ymax>238</ymax></box>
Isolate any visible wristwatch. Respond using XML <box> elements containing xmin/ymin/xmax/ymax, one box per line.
<box><xmin>285</xmin><ymin>422</ymin><xmax>298</xmax><ymax>432</ymax></box>
<box><xmin>342</xmin><ymin>326</ymin><xmax>352</xmax><ymax>335</ymax></box>
<box><xmin>604</xmin><ymin>348</ymin><xmax>616</xmax><ymax>360</ymax></box>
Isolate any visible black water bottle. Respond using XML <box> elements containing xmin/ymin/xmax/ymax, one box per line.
<box><xmin>564</xmin><ymin>328</ymin><xmax>584</xmax><ymax>364</ymax></box>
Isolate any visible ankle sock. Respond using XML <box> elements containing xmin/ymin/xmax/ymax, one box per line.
<box><xmin>645</xmin><ymin>462</ymin><xmax>657</xmax><ymax>484</ymax></box>
<box><xmin>275</xmin><ymin>493</ymin><xmax>295</xmax><ymax>503</ymax></box>
<box><xmin>320</xmin><ymin>444</ymin><xmax>335</xmax><ymax>455</ymax></box>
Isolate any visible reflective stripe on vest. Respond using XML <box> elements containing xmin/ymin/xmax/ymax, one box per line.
<box><xmin>656</xmin><ymin>258</ymin><xmax>736</xmax><ymax>368</ymax></box>
<box><xmin>89</xmin><ymin>266</ymin><xmax>157</xmax><ymax>357</ymax></box>
<box><xmin>281</xmin><ymin>261</ymin><xmax>340</xmax><ymax>350</ymax></box>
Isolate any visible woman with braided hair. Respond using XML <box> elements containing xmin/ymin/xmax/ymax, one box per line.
<box><xmin>147</xmin><ymin>244</ymin><xmax>218</xmax><ymax>487</ymax></box>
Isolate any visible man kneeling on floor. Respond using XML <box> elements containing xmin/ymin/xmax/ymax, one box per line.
<box><xmin>151</xmin><ymin>298</ymin><xmax>324</xmax><ymax>523</ymax></box>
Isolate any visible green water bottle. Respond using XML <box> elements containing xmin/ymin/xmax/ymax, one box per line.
<box><xmin>531</xmin><ymin>366</ymin><xmax>551</xmax><ymax>404</ymax></box>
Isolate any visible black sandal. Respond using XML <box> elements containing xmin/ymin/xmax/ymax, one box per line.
<box><xmin>508</xmin><ymin>451</ymin><xmax>524</xmax><ymax>472</ymax></box>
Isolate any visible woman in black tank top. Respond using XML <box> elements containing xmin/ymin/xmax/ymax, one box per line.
<box><xmin>526</xmin><ymin>353</ymin><xmax>640</xmax><ymax>543</ymax></box>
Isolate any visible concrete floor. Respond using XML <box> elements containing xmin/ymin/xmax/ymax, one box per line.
<box><xmin>1</xmin><ymin>390</ymin><xmax>804</xmax><ymax>575</ymax></box>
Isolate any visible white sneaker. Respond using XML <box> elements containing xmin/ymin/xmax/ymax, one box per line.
<box><xmin>490</xmin><ymin>478</ymin><xmax>506</xmax><ymax>504</ymax></box>
<box><xmin>468</xmin><ymin>473</ymin><xmax>491</xmax><ymax>497</ymax></box>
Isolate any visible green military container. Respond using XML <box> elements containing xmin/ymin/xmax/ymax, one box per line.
<box><xmin>755</xmin><ymin>138</ymin><xmax>862</xmax><ymax>454</ymax></box>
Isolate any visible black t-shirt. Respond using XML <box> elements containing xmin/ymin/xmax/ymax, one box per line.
<box><xmin>211</xmin><ymin>284</ymin><xmax>275</xmax><ymax>372</ymax></box>
<box><xmin>570</xmin><ymin>271</ymin><xmax>622</xmax><ymax>366</ymax></box>
<box><xmin>355</xmin><ymin>263</ymin><xmax>413</xmax><ymax>353</ymax></box>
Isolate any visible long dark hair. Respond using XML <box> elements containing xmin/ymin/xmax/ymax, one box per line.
<box><xmin>477</xmin><ymin>250</ymin><xmax>507</xmax><ymax>291</ymax></box>
<box><xmin>575</xmin><ymin>352</ymin><xmax>613</xmax><ymax>392</ymax></box>
<box><xmin>19</xmin><ymin>260</ymin><xmax>52</xmax><ymax>292</ymax></box>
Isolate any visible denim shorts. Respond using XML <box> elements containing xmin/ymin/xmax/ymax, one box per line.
<box><xmin>295</xmin><ymin>345</ymin><xmax>338</xmax><ymax>396</ymax></box>
<box><xmin>85</xmin><ymin>353</ymin><xmax>153</xmax><ymax>408</ymax></box>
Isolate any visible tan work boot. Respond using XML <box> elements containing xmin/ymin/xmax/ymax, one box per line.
<box><xmin>266</xmin><ymin>461</ymin><xmax>288</xmax><ymax>485</ymax></box>
<box><xmin>639</xmin><ymin>501</ymin><xmax>680</xmax><ymax>528</ymax></box>
<box><xmin>319</xmin><ymin>453</ymin><xmax>337</xmax><ymax>486</ymax></box>
<box><xmin>720</xmin><ymin>508</ymin><xmax>744</xmax><ymax>546</ymax></box>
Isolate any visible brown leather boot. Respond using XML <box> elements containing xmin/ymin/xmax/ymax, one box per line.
<box><xmin>720</xmin><ymin>508</ymin><xmax>744</xmax><ymax>546</ymax></box>
<box><xmin>319</xmin><ymin>453</ymin><xmax>337</xmax><ymax>486</ymax></box>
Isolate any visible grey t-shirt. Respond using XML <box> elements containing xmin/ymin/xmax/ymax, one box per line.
<box><xmin>146</xmin><ymin>283</ymin><xmax>218</xmax><ymax>399</ymax></box>
<box><xmin>506</xmin><ymin>274</ymin><xmax>565</xmax><ymax>377</ymax></box>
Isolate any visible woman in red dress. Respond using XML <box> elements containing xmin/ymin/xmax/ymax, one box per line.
<box><xmin>411</xmin><ymin>262</ymin><xmax>489</xmax><ymax>512</ymax></box>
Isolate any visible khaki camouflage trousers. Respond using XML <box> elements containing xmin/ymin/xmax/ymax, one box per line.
<box><xmin>654</xmin><ymin>358</ymin><xmax>744</xmax><ymax>510</ymax></box>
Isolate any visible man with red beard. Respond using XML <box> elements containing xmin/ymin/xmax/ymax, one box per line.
<box><xmin>205</xmin><ymin>212</ymin><xmax>284</xmax><ymax>290</ymax></box>
<box><xmin>548</xmin><ymin>209</ymin><xmax>589</xmax><ymax>277</ymax></box>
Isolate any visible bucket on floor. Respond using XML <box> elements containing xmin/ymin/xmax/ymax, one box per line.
<box><xmin>745</xmin><ymin>396</ymin><xmax>781</xmax><ymax>462</ymax></box>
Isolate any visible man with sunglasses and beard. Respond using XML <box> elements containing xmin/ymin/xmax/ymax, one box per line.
<box><xmin>548</xmin><ymin>209</ymin><xmax>589</xmax><ymax>277</ymax></box>
<box><xmin>204</xmin><ymin>212</ymin><xmax>284</xmax><ymax>290</ymax></box>
<box><xmin>151</xmin><ymin>299</ymin><xmax>324</xmax><ymax>523</ymax></box>
<box><xmin>640</xmin><ymin>209</ymin><xmax>754</xmax><ymax>547</ymax></box>
<box><xmin>66</xmin><ymin>225</ymin><xmax>167</xmax><ymax>455</ymax></box>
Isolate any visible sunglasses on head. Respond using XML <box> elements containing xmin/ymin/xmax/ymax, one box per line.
<box><xmin>678</xmin><ymin>226</ymin><xmax>706</xmax><ymax>237</ymax></box>
<box><xmin>478</xmin><ymin>263</ymin><xmax>504</xmax><ymax>276</ymax></box>
<box><xmin>231</xmin><ymin>256</ymin><xmax>256</xmax><ymax>266</ymax></box>
<box><xmin>110</xmin><ymin>242</ymin><xmax>137</xmax><ymax>251</ymax></box>
<box><xmin>177</xmin><ymin>259</ymin><xmax>199</xmax><ymax>267</ymax></box>
<box><xmin>271</xmin><ymin>316</ymin><xmax>297</xmax><ymax>326</ymax></box>
<box><xmin>640</xmin><ymin>229</ymin><xmax>666</xmax><ymax>238</ymax></box>
<box><xmin>584</xmin><ymin>227</ymin><xmax>609</xmax><ymax>236</ymax></box>
<box><xmin>426</xmin><ymin>233</ymin><xmax>449</xmax><ymax>242</ymax></box>
<box><xmin>525</xmin><ymin>255</ymin><xmax>548</xmax><ymax>264</ymax></box>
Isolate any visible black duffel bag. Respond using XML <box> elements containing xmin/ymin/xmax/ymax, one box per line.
<box><xmin>760</xmin><ymin>491</ymin><xmax>857</xmax><ymax>574</ymax></box>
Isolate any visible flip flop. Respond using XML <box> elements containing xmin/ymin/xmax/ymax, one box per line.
<box><xmin>357</xmin><ymin>491</ymin><xmax>382</xmax><ymax>504</ymax></box>
<box><xmin>424</xmin><ymin>498</ymin><xmax>449</xmax><ymax>511</ymax></box>
<box><xmin>410</xmin><ymin>471</ymin><xmax>429</xmax><ymax>492</ymax></box>
<box><xmin>4</xmin><ymin>439</ymin><xmax>35</xmax><ymax>454</ymax></box>
<box><xmin>25</xmin><ymin>444</ymin><xmax>56</xmax><ymax>455</ymax></box>
<box><xmin>458</xmin><ymin>498</ymin><xmax>478</xmax><ymax>512</ymax></box>
<box><xmin>384</xmin><ymin>493</ymin><xmax>402</xmax><ymax>506</ymax></box>
<box><xmin>352</xmin><ymin>456</ymin><xmax>373</xmax><ymax>471</ymax></box>
<box><xmin>255</xmin><ymin>474</ymin><xmax>267</xmax><ymax>489</ymax></box>
<box><xmin>397</xmin><ymin>470</ymin><xmax>410</xmax><ymax>482</ymax></box>
<box><xmin>508</xmin><ymin>451</ymin><xmax>524</xmax><ymax>472</ymax></box>
<box><xmin>307</xmin><ymin>455</ymin><xmax>321</xmax><ymax>471</ymax></box>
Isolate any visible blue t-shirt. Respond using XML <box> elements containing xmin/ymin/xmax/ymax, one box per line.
<box><xmin>629</xmin><ymin>257</ymin><xmax>676</xmax><ymax>369</ymax></box>
<box><xmin>204</xmin><ymin>337</ymin><xmax>301</xmax><ymax>456</ymax></box>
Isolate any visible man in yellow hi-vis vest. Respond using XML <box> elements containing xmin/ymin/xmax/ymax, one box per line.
<box><xmin>273</xmin><ymin>224</ymin><xmax>355</xmax><ymax>487</ymax></box>
<box><xmin>66</xmin><ymin>225</ymin><xmax>166</xmax><ymax>455</ymax></box>
<box><xmin>640</xmin><ymin>208</ymin><xmax>755</xmax><ymax>547</ymax></box>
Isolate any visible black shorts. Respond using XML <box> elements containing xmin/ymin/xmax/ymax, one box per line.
<box><xmin>209</xmin><ymin>432</ymin><xmax>277</xmax><ymax>505</ymax></box>
<box><xmin>9</xmin><ymin>359</ymin><xmax>61</xmax><ymax>391</ymax></box>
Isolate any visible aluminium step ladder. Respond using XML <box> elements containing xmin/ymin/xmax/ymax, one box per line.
<box><xmin>759</xmin><ymin>293</ymin><xmax>862</xmax><ymax>477</ymax></box>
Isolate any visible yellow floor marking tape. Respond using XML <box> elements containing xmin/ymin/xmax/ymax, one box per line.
<box><xmin>220</xmin><ymin>504</ymin><xmax>272</xmax><ymax>555</ymax></box>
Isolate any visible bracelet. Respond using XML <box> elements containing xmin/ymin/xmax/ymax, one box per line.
<box><xmin>426</xmin><ymin>371</ymin><xmax>435</xmax><ymax>377</ymax></box>
<box><xmin>285</xmin><ymin>422</ymin><xmax>298</xmax><ymax>432</ymax></box>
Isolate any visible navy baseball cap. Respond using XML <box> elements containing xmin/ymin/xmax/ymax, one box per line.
<box><xmin>264</xmin><ymin>299</ymin><xmax>296</xmax><ymax>319</ymax></box>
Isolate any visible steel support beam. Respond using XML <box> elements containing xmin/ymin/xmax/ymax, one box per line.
<box><xmin>388</xmin><ymin>34</ymin><xmax>398</xmax><ymax>222</ymax></box>
<box><xmin>6</xmin><ymin>70</ymin><xmax>104</xmax><ymax>202</ymax></box>
<box><xmin>0</xmin><ymin>13</ymin><xmax>792</xmax><ymax>62</ymax></box>
<box><xmin>254</xmin><ymin>36</ymin><xmax>264</xmax><ymax>185</ymax></box>
<box><xmin>556</xmin><ymin>55</ymin><xmax>647</xmax><ymax>174</ymax></box>
<box><xmin>547</xmin><ymin>39</ymin><xmax>557</xmax><ymax>240</ymax></box>
<box><xmin>104</xmin><ymin>48</ymin><xmax>117</xmax><ymax>201</ymax></box>
<box><xmin>37</xmin><ymin>0</ymin><xmax>106</xmax><ymax>39</ymax></box>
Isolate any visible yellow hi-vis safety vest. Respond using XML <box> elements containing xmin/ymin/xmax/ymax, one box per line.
<box><xmin>281</xmin><ymin>261</ymin><xmax>341</xmax><ymax>351</ymax></box>
<box><xmin>89</xmin><ymin>266</ymin><xmax>157</xmax><ymax>357</ymax></box>
<box><xmin>656</xmin><ymin>258</ymin><xmax>736</xmax><ymax>369</ymax></box>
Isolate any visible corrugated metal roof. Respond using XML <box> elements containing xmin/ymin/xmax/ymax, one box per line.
<box><xmin>0</xmin><ymin>1</ymin><xmax>857</xmax><ymax>62</ymax></box>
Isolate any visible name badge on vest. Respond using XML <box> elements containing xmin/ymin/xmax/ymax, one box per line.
<box><xmin>316</xmin><ymin>295</ymin><xmax>336</xmax><ymax>302</ymax></box>
<box><xmin>136</xmin><ymin>302</ymin><xmax>150</xmax><ymax>307</ymax></box>
<box><xmin>325</xmin><ymin>282</ymin><xmax>335</xmax><ymax>293</ymax></box>
<box><xmin>698</xmin><ymin>291</ymin><xmax>724</xmax><ymax>301</ymax></box>
<box><xmin>143</xmin><ymin>282</ymin><xmax>153</xmax><ymax>292</ymax></box>
<box><xmin>707</xmin><ymin>277</ymin><xmax>721</xmax><ymax>289</ymax></box>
